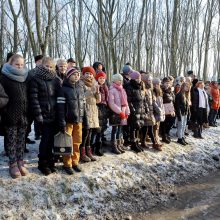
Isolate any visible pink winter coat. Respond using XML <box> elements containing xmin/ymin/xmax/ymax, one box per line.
<box><xmin>108</xmin><ymin>85</ymin><xmax>130</xmax><ymax>125</ymax></box>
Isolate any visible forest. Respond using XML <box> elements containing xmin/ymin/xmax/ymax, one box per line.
<box><xmin>0</xmin><ymin>0</ymin><xmax>219</xmax><ymax>80</ymax></box>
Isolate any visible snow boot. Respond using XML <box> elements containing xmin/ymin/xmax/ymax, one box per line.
<box><xmin>17</xmin><ymin>160</ymin><xmax>29</xmax><ymax>176</ymax></box>
<box><xmin>64</xmin><ymin>167</ymin><xmax>74</xmax><ymax>175</ymax></box>
<box><xmin>112</xmin><ymin>141</ymin><xmax>121</xmax><ymax>154</ymax></box>
<box><xmin>38</xmin><ymin>160</ymin><xmax>52</xmax><ymax>176</ymax></box>
<box><xmin>80</xmin><ymin>147</ymin><xmax>91</xmax><ymax>162</ymax></box>
<box><xmin>86</xmin><ymin>146</ymin><xmax>97</xmax><ymax>161</ymax></box>
<box><xmin>9</xmin><ymin>162</ymin><xmax>21</xmax><ymax>179</ymax></box>
<box><xmin>130</xmin><ymin>141</ymin><xmax>142</xmax><ymax>153</ymax></box>
<box><xmin>72</xmin><ymin>165</ymin><xmax>82</xmax><ymax>173</ymax></box>
<box><xmin>117</xmin><ymin>139</ymin><xmax>125</xmax><ymax>153</ymax></box>
<box><xmin>177</xmin><ymin>138</ymin><xmax>186</xmax><ymax>146</ymax></box>
<box><xmin>182</xmin><ymin>137</ymin><xmax>188</xmax><ymax>145</ymax></box>
<box><xmin>94</xmin><ymin>142</ymin><xmax>104</xmax><ymax>156</ymax></box>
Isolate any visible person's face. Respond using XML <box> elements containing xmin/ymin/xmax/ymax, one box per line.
<box><xmin>11</xmin><ymin>58</ymin><xmax>24</xmax><ymax>69</ymax></box>
<box><xmin>43</xmin><ymin>61</ymin><xmax>54</xmax><ymax>71</ymax></box>
<box><xmin>135</xmin><ymin>76</ymin><xmax>141</xmax><ymax>83</ymax></box>
<box><xmin>213</xmin><ymin>82</ymin><xmax>219</xmax><ymax>88</ymax></box>
<box><xmin>98</xmin><ymin>64</ymin><xmax>103</xmax><ymax>70</ymax></box>
<box><xmin>58</xmin><ymin>63</ymin><xmax>67</xmax><ymax>74</ymax></box>
<box><xmin>199</xmin><ymin>82</ymin><xmax>204</xmax><ymax>89</ymax></box>
<box><xmin>98</xmin><ymin>77</ymin><xmax>106</xmax><ymax>85</ymax></box>
<box><xmin>67</xmin><ymin>62</ymin><xmax>76</xmax><ymax>68</ymax></box>
<box><xmin>154</xmin><ymin>83</ymin><xmax>160</xmax><ymax>89</ymax></box>
<box><xmin>84</xmin><ymin>72</ymin><xmax>94</xmax><ymax>80</ymax></box>
<box><xmin>184</xmin><ymin>84</ymin><xmax>189</xmax><ymax>92</ymax></box>
<box><xmin>163</xmin><ymin>81</ymin><xmax>170</xmax><ymax>88</ymax></box>
<box><xmin>36</xmin><ymin>59</ymin><xmax>43</xmax><ymax>66</ymax></box>
<box><xmin>114</xmin><ymin>80</ymin><xmax>122</xmax><ymax>85</ymax></box>
<box><xmin>69</xmin><ymin>73</ymin><xmax>80</xmax><ymax>84</ymax></box>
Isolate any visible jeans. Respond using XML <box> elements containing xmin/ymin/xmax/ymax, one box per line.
<box><xmin>177</xmin><ymin>115</ymin><xmax>187</xmax><ymax>139</ymax></box>
<box><xmin>111</xmin><ymin>126</ymin><xmax>122</xmax><ymax>141</ymax></box>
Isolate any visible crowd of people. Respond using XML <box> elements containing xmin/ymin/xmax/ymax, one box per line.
<box><xmin>0</xmin><ymin>52</ymin><xmax>219</xmax><ymax>179</ymax></box>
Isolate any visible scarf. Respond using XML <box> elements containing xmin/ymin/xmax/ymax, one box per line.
<box><xmin>112</xmin><ymin>82</ymin><xmax>128</xmax><ymax>107</ymax></box>
<box><xmin>99</xmin><ymin>84</ymin><xmax>108</xmax><ymax>105</ymax></box>
<box><xmin>35</xmin><ymin>65</ymin><xmax>56</xmax><ymax>80</ymax></box>
<box><xmin>1</xmin><ymin>63</ymin><xmax>28</xmax><ymax>82</ymax></box>
<box><xmin>81</xmin><ymin>76</ymin><xmax>93</xmax><ymax>88</ymax></box>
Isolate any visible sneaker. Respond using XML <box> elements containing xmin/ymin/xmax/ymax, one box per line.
<box><xmin>64</xmin><ymin>167</ymin><xmax>74</xmax><ymax>175</ymax></box>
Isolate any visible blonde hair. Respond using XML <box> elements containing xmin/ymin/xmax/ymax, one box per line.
<box><xmin>180</xmin><ymin>82</ymin><xmax>191</xmax><ymax>102</ymax></box>
<box><xmin>9</xmin><ymin>54</ymin><xmax>24</xmax><ymax>64</ymax></box>
<box><xmin>42</xmin><ymin>57</ymin><xmax>55</xmax><ymax>70</ymax></box>
<box><xmin>56</xmin><ymin>59</ymin><xmax>67</xmax><ymax>66</ymax></box>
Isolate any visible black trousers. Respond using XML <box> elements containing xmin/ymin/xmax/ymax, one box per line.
<box><xmin>160</xmin><ymin>116</ymin><xmax>175</xmax><ymax>137</ymax></box>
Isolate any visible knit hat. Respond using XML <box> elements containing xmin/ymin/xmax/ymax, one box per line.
<box><xmin>112</xmin><ymin>73</ymin><xmax>123</xmax><ymax>82</ymax></box>
<box><xmin>129</xmin><ymin>70</ymin><xmax>141</xmax><ymax>80</ymax></box>
<box><xmin>152</xmin><ymin>78</ymin><xmax>161</xmax><ymax>85</ymax></box>
<box><xmin>141</xmin><ymin>73</ymin><xmax>153</xmax><ymax>82</ymax></box>
<box><xmin>66</xmin><ymin>68</ymin><xmax>80</xmax><ymax>79</ymax></box>
<box><xmin>82</xmin><ymin>66</ymin><xmax>96</xmax><ymax>76</ymax></box>
<box><xmin>95</xmin><ymin>71</ymin><xmax>106</xmax><ymax>80</ymax></box>
<box><xmin>122</xmin><ymin>65</ymin><xmax>132</xmax><ymax>75</ymax></box>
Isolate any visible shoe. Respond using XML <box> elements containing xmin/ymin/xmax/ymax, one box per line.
<box><xmin>112</xmin><ymin>141</ymin><xmax>121</xmax><ymax>154</ymax></box>
<box><xmin>9</xmin><ymin>162</ymin><xmax>21</xmax><ymax>179</ymax></box>
<box><xmin>80</xmin><ymin>147</ymin><xmax>91</xmax><ymax>162</ymax></box>
<box><xmin>177</xmin><ymin>138</ymin><xmax>186</xmax><ymax>146</ymax></box>
<box><xmin>17</xmin><ymin>160</ymin><xmax>29</xmax><ymax>176</ymax></box>
<box><xmin>117</xmin><ymin>139</ymin><xmax>125</xmax><ymax>153</ymax></box>
<box><xmin>182</xmin><ymin>137</ymin><xmax>188</xmax><ymax>145</ymax></box>
<box><xmin>130</xmin><ymin>142</ymin><xmax>142</xmax><ymax>153</ymax></box>
<box><xmin>94</xmin><ymin>142</ymin><xmax>104</xmax><ymax>156</ymax></box>
<box><xmin>140</xmin><ymin>141</ymin><xmax>149</xmax><ymax>149</ymax></box>
<box><xmin>26</xmin><ymin>138</ymin><xmax>35</xmax><ymax>144</ymax></box>
<box><xmin>64</xmin><ymin>167</ymin><xmax>74</xmax><ymax>175</ymax></box>
<box><xmin>72</xmin><ymin>165</ymin><xmax>81</xmax><ymax>173</ymax></box>
<box><xmin>35</xmin><ymin>135</ymin><xmax>41</xmax><ymax>140</ymax></box>
<box><xmin>86</xmin><ymin>146</ymin><xmax>97</xmax><ymax>161</ymax></box>
<box><xmin>162</xmin><ymin>136</ymin><xmax>171</xmax><ymax>144</ymax></box>
<box><xmin>184</xmin><ymin>132</ymin><xmax>189</xmax><ymax>136</ymax></box>
<box><xmin>153</xmin><ymin>143</ymin><xmax>162</xmax><ymax>151</ymax></box>
<box><xmin>38</xmin><ymin>166</ymin><xmax>52</xmax><ymax>176</ymax></box>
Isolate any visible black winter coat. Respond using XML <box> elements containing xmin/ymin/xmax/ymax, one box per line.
<box><xmin>174</xmin><ymin>92</ymin><xmax>190</xmax><ymax>121</ymax></box>
<box><xmin>57</xmin><ymin>79</ymin><xmax>88</xmax><ymax>128</ymax></box>
<box><xmin>162</xmin><ymin>86</ymin><xmax>175</xmax><ymax>104</ymax></box>
<box><xmin>126</xmin><ymin>80</ymin><xmax>149</xmax><ymax>129</ymax></box>
<box><xmin>30</xmin><ymin>75</ymin><xmax>61</xmax><ymax>123</ymax></box>
<box><xmin>0</xmin><ymin>75</ymin><xmax>29</xmax><ymax>126</ymax></box>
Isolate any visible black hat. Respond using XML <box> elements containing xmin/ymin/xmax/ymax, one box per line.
<box><xmin>34</xmin><ymin>55</ymin><xmax>43</xmax><ymax>63</ymax></box>
<box><xmin>6</xmin><ymin>52</ymin><xmax>15</xmax><ymax>62</ymax></box>
<box><xmin>67</xmin><ymin>58</ymin><xmax>75</xmax><ymax>63</ymax></box>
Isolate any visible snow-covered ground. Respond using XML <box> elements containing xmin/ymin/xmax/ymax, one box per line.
<box><xmin>0</xmin><ymin>124</ymin><xmax>220</xmax><ymax>219</ymax></box>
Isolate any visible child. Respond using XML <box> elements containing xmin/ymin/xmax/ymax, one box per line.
<box><xmin>30</xmin><ymin>57</ymin><xmax>61</xmax><ymax>175</ymax></box>
<box><xmin>0</xmin><ymin>54</ymin><xmax>29</xmax><ymax>178</ymax></box>
<box><xmin>93</xmin><ymin>71</ymin><xmax>109</xmax><ymax>156</ymax></box>
<box><xmin>80</xmin><ymin>66</ymin><xmax>101</xmax><ymax>162</ymax></box>
<box><xmin>57</xmin><ymin>68</ymin><xmax>88</xmax><ymax>174</ymax></box>
<box><xmin>108</xmin><ymin>73</ymin><xmax>130</xmax><ymax>154</ymax></box>
<box><xmin>125</xmin><ymin>70</ymin><xmax>147</xmax><ymax>153</ymax></box>
<box><xmin>175</xmin><ymin>82</ymin><xmax>191</xmax><ymax>145</ymax></box>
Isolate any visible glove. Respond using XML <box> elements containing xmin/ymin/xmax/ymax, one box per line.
<box><xmin>119</xmin><ymin>112</ymin><xmax>126</xmax><ymax>119</ymax></box>
<box><xmin>125</xmin><ymin>114</ymin><xmax>129</xmax><ymax>119</ymax></box>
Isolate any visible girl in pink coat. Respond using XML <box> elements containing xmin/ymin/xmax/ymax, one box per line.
<box><xmin>108</xmin><ymin>73</ymin><xmax>130</xmax><ymax>154</ymax></box>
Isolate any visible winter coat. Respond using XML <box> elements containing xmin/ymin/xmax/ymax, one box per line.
<box><xmin>125</xmin><ymin>80</ymin><xmax>147</xmax><ymax>128</ymax></box>
<box><xmin>0</xmin><ymin>75</ymin><xmax>29</xmax><ymax>126</ymax></box>
<box><xmin>108</xmin><ymin>84</ymin><xmax>130</xmax><ymax>126</ymax></box>
<box><xmin>57</xmin><ymin>79</ymin><xmax>88</xmax><ymax>129</ymax></box>
<box><xmin>162</xmin><ymin>86</ymin><xmax>175</xmax><ymax>116</ymax></box>
<box><xmin>84</xmin><ymin>79</ymin><xmax>101</xmax><ymax>128</ymax></box>
<box><xmin>154</xmin><ymin>96</ymin><xmax>165</xmax><ymax>122</ymax></box>
<box><xmin>29</xmin><ymin>74</ymin><xmax>61</xmax><ymax>124</ymax></box>
<box><xmin>210</xmin><ymin>86</ymin><xmax>220</xmax><ymax>110</ymax></box>
<box><xmin>144</xmin><ymin>89</ymin><xmax>156</xmax><ymax>126</ymax></box>
<box><xmin>174</xmin><ymin>92</ymin><xmax>190</xmax><ymax>121</ymax></box>
<box><xmin>0</xmin><ymin>82</ymin><xmax>8</xmax><ymax>109</ymax></box>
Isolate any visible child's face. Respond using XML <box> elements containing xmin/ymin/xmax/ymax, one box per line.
<box><xmin>11</xmin><ymin>58</ymin><xmax>24</xmax><ymax>69</ymax></box>
<box><xmin>135</xmin><ymin>77</ymin><xmax>141</xmax><ymax>83</ymax></box>
<box><xmin>84</xmin><ymin>72</ymin><xmax>94</xmax><ymax>80</ymax></box>
<box><xmin>114</xmin><ymin>80</ymin><xmax>122</xmax><ymax>86</ymax></box>
<box><xmin>98</xmin><ymin>64</ymin><xmax>103</xmax><ymax>70</ymax></box>
<box><xmin>58</xmin><ymin>63</ymin><xmax>67</xmax><ymax>74</ymax></box>
<box><xmin>69</xmin><ymin>73</ymin><xmax>80</xmax><ymax>84</ymax></box>
<box><xmin>43</xmin><ymin>61</ymin><xmax>54</xmax><ymax>71</ymax></box>
<box><xmin>163</xmin><ymin>81</ymin><xmax>170</xmax><ymax>88</ymax></box>
<box><xmin>98</xmin><ymin>77</ymin><xmax>106</xmax><ymax>85</ymax></box>
<box><xmin>154</xmin><ymin>83</ymin><xmax>160</xmax><ymax>89</ymax></box>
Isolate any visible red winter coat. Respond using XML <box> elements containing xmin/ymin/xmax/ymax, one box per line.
<box><xmin>210</xmin><ymin>85</ymin><xmax>220</xmax><ymax>110</ymax></box>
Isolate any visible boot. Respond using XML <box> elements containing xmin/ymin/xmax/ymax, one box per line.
<box><xmin>177</xmin><ymin>138</ymin><xmax>186</xmax><ymax>146</ymax></box>
<box><xmin>117</xmin><ymin>139</ymin><xmax>125</xmax><ymax>153</ymax></box>
<box><xmin>17</xmin><ymin>160</ymin><xmax>29</xmax><ymax>176</ymax></box>
<box><xmin>153</xmin><ymin>143</ymin><xmax>162</xmax><ymax>151</ymax></box>
<box><xmin>86</xmin><ymin>146</ymin><xmax>97</xmax><ymax>161</ymax></box>
<box><xmin>112</xmin><ymin>141</ymin><xmax>121</xmax><ymax>154</ymax></box>
<box><xmin>80</xmin><ymin>147</ymin><xmax>91</xmax><ymax>162</ymax></box>
<box><xmin>140</xmin><ymin>138</ymin><xmax>149</xmax><ymax>149</ymax></box>
<box><xmin>94</xmin><ymin>142</ymin><xmax>104</xmax><ymax>156</ymax></box>
<box><xmin>38</xmin><ymin>160</ymin><xmax>52</xmax><ymax>176</ymax></box>
<box><xmin>72</xmin><ymin>165</ymin><xmax>82</xmax><ymax>173</ymax></box>
<box><xmin>162</xmin><ymin>135</ymin><xmax>171</xmax><ymax>144</ymax></box>
<box><xmin>182</xmin><ymin>137</ymin><xmax>188</xmax><ymax>145</ymax></box>
<box><xmin>193</xmin><ymin>128</ymin><xmax>199</xmax><ymax>138</ymax></box>
<box><xmin>48</xmin><ymin>160</ymin><xmax>56</xmax><ymax>173</ymax></box>
<box><xmin>130</xmin><ymin>141</ymin><xmax>142</xmax><ymax>153</ymax></box>
<box><xmin>9</xmin><ymin>162</ymin><xmax>21</xmax><ymax>179</ymax></box>
<box><xmin>198</xmin><ymin>127</ymin><xmax>203</xmax><ymax>139</ymax></box>
<box><xmin>64</xmin><ymin>167</ymin><xmax>74</xmax><ymax>175</ymax></box>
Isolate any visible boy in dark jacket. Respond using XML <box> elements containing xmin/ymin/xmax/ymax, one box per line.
<box><xmin>57</xmin><ymin>68</ymin><xmax>88</xmax><ymax>175</ymax></box>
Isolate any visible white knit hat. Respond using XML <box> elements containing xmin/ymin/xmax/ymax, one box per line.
<box><xmin>112</xmin><ymin>73</ymin><xmax>123</xmax><ymax>82</ymax></box>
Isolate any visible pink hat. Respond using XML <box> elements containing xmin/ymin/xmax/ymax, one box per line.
<box><xmin>129</xmin><ymin>70</ymin><xmax>141</xmax><ymax>80</ymax></box>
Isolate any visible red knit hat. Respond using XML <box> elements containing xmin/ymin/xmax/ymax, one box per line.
<box><xmin>82</xmin><ymin>66</ymin><xmax>96</xmax><ymax>77</ymax></box>
<box><xmin>95</xmin><ymin>71</ymin><xmax>106</xmax><ymax>80</ymax></box>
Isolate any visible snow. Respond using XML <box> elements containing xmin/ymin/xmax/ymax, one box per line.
<box><xmin>0</xmin><ymin>123</ymin><xmax>220</xmax><ymax>219</ymax></box>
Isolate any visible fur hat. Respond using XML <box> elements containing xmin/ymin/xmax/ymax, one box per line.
<box><xmin>112</xmin><ymin>73</ymin><xmax>123</xmax><ymax>82</ymax></box>
<box><xmin>66</xmin><ymin>68</ymin><xmax>80</xmax><ymax>79</ymax></box>
<box><xmin>122</xmin><ymin>65</ymin><xmax>132</xmax><ymax>75</ymax></box>
<box><xmin>82</xmin><ymin>66</ymin><xmax>96</xmax><ymax>76</ymax></box>
<box><xmin>95</xmin><ymin>71</ymin><xmax>106</xmax><ymax>80</ymax></box>
<box><xmin>129</xmin><ymin>70</ymin><xmax>141</xmax><ymax>80</ymax></box>
<box><xmin>152</xmin><ymin>78</ymin><xmax>161</xmax><ymax>85</ymax></box>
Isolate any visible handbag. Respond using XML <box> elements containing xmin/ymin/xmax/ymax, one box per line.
<box><xmin>54</xmin><ymin>132</ymin><xmax>73</xmax><ymax>156</ymax></box>
<box><xmin>163</xmin><ymin>102</ymin><xmax>175</xmax><ymax>115</ymax></box>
